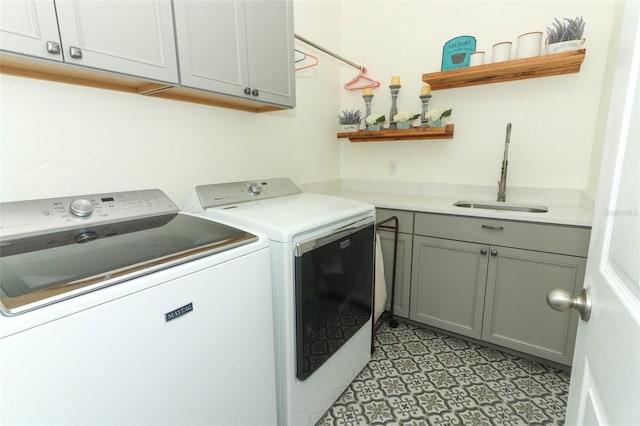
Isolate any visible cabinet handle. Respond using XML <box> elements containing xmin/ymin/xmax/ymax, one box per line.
<box><xmin>252</xmin><ymin>89</ymin><xmax>259</xmax><ymax>96</ymax></box>
<box><xmin>46</xmin><ymin>41</ymin><xmax>61</xmax><ymax>54</ymax></box>
<box><xmin>480</xmin><ymin>249</ymin><xmax>487</xmax><ymax>255</ymax></box>
<box><xmin>482</xmin><ymin>224</ymin><xmax>504</xmax><ymax>231</ymax></box>
<box><xmin>244</xmin><ymin>87</ymin><xmax>251</xmax><ymax>95</ymax></box>
<box><xmin>491</xmin><ymin>250</ymin><xmax>498</xmax><ymax>256</ymax></box>
<box><xmin>69</xmin><ymin>46</ymin><xmax>83</xmax><ymax>59</ymax></box>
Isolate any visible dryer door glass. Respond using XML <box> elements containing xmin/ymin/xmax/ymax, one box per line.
<box><xmin>294</xmin><ymin>221</ymin><xmax>374</xmax><ymax>381</ymax></box>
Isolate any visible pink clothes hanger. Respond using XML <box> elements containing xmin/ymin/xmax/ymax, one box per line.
<box><xmin>295</xmin><ymin>50</ymin><xmax>319</xmax><ymax>71</ymax></box>
<box><xmin>343</xmin><ymin>67</ymin><xmax>381</xmax><ymax>90</ymax></box>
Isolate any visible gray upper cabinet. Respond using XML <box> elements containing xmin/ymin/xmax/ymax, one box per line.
<box><xmin>1</xmin><ymin>1</ymin><xmax>294</xmax><ymax>112</ymax></box>
<box><xmin>0</xmin><ymin>1</ymin><xmax>62</xmax><ymax>61</ymax></box>
<box><xmin>0</xmin><ymin>0</ymin><xmax>178</xmax><ymax>83</ymax></box>
<box><xmin>54</xmin><ymin>1</ymin><xmax>178</xmax><ymax>82</ymax></box>
<box><xmin>173</xmin><ymin>0</ymin><xmax>295</xmax><ymax>108</ymax></box>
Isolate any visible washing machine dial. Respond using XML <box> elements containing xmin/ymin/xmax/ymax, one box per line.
<box><xmin>69</xmin><ymin>199</ymin><xmax>94</xmax><ymax>217</ymax></box>
<box><xmin>248</xmin><ymin>183</ymin><xmax>263</xmax><ymax>195</ymax></box>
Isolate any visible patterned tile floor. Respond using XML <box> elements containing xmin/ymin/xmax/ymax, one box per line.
<box><xmin>317</xmin><ymin>318</ymin><xmax>570</xmax><ymax>426</ymax></box>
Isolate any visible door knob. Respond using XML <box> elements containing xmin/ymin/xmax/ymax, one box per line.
<box><xmin>546</xmin><ymin>288</ymin><xmax>591</xmax><ymax>321</ymax></box>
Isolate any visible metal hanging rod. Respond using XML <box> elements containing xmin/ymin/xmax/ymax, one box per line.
<box><xmin>294</xmin><ymin>33</ymin><xmax>362</xmax><ymax>71</ymax></box>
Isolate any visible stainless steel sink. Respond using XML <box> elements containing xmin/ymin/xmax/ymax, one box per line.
<box><xmin>453</xmin><ymin>200</ymin><xmax>548</xmax><ymax>213</ymax></box>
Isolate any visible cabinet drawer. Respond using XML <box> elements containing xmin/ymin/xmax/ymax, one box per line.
<box><xmin>414</xmin><ymin>212</ymin><xmax>590</xmax><ymax>257</ymax></box>
<box><xmin>376</xmin><ymin>208</ymin><xmax>414</xmax><ymax>234</ymax></box>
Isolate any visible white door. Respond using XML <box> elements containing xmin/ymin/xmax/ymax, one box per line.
<box><xmin>563</xmin><ymin>2</ymin><xmax>640</xmax><ymax>424</ymax></box>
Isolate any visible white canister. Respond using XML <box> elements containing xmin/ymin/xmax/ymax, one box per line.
<box><xmin>469</xmin><ymin>51</ymin><xmax>485</xmax><ymax>66</ymax></box>
<box><xmin>516</xmin><ymin>31</ymin><xmax>543</xmax><ymax>58</ymax></box>
<box><xmin>492</xmin><ymin>42</ymin><xmax>512</xmax><ymax>63</ymax></box>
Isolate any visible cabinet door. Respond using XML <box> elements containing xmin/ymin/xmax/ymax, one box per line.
<box><xmin>54</xmin><ymin>0</ymin><xmax>178</xmax><ymax>82</ymax></box>
<box><xmin>174</xmin><ymin>0</ymin><xmax>295</xmax><ymax>108</ymax></box>
<box><xmin>244</xmin><ymin>0</ymin><xmax>295</xmax><ymax>107</ymax></box>
<box><xmin>378</xmin><ymin>231</ymin><xmax>412</xmax><ymax>319</ymax></box>
<box><xmin>173</xmin><ymin>0</ymin><xmax>249</xmax><ymax>96</ymax></box>
<box><xmin>376</xmin><ymin>208</ymin><xmax>414</xmax><ymax>319</ymax></box>
<box><xmin>482</xmin><ymin>247</ymin><xmax>585</xmax><ymax>365</ymax></box>
<box><xmin>410</xmin><ymin>236</ymin><xmax>489</xmax><ymax>339</ymax></box>
<box><xmin>0</xmin><ymin>0</ymin><xmax>62</xmax><ymax>61</ymax></box>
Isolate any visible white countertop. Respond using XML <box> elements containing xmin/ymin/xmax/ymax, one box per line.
<box><xmin>302</xmin><ymin>180</ymin><xmax>594</xmax><ymax>227</ymax></box>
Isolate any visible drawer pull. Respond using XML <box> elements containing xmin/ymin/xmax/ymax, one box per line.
<box><xmin>482</xmin><ymin>224</ymin><xmax>504</xmax><ymax>231</ymax></box>
<box><xmin>480</xmin><ymin>249</ymin><xmax>487</xmax><ymax>255</ymax></box>
<box><xmin>491</xmin><ymin>250</ymin><xmax>498</xmax><ymax>256</ymax></box>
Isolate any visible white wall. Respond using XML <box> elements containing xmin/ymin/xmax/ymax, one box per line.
<box><xmin>0</xmin><ymin>1</ymin><xmax>617</xmax><ymax>207</ymax></box>
<box><xmin>0</xmin><ymin>1</ymin><xmax>342</xmax><ymax>206</ymax></box>
<box><xmin>337</xmin><ymin>1</ymin><xmax>616</xmax><ymax>191</ymax></box>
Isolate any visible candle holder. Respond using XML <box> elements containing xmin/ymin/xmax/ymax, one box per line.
<box><xmin>419</xmin><ymin>94</ymin><xmax>433</xmax><ymax>127</ymax></box>
<box><xmin>389</xmin><ymin>84</ymin><xmax>401</xmax><ymax>129</ymax></box>
<box><xmin>362</xmin><ymin>94</ymin><xmax>374</xmax><ymax>119</ymax></box>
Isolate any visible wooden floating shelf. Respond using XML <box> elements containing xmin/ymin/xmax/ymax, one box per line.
<box><xmin>422</xmin><ymin>49</ymin><xmax>586</xmax><ymax>90</ymax></box>
<box><xmin>337</xmin><ymin>124</ymin><xmax>454</xmax><ymax>142</ymax></box>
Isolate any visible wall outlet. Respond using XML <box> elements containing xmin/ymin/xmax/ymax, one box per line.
<box><xmin>389</xmin><ymin>160</ymin><xmax>398</xmax><ymax>175</ymax></box>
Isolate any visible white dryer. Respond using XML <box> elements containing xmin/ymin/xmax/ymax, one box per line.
<box><xmin>0</xmin><ymin>189</ymin><xmax>277</xmax><ymax>425</ymax></box>
<box><xmin>185</xmin><ymin>178</ymin><xmax>376</xmax><ymax>426</ymax></box>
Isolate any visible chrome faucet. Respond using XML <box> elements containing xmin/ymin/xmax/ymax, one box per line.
<box><xmin>497</xmin><ymin>123</ymin><xmax>512</xmax><ymax>202</ymax></box>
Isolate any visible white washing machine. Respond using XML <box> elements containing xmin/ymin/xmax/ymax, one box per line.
<box><xmin>184</xmin><ymin>178</ymin><xmax>376</xmax><ymax>426</ymax></box>
<box><xmin>0</xmin><ymin>189</ymin><xmax>277</xmax><ymax>425</ymax></box>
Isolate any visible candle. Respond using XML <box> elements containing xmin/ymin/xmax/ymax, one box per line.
<box><xmin>421</xmin><ymin>84</ymin><xmax>432</xmax><ymax>95</ymax></box>
<box><xmin>363</xmin><ymin>88</ymin><xmax>373</xmax><ymax>95</ymax></box>
<box><xmin>390</xmin><ymin>75</ymin><xmax>401</xmax><ymax>85</ymax></box>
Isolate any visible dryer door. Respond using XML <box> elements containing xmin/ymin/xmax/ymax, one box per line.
<box><xmin>294</xmin><ymin>218</ymin><xmax>374</xmax><ymax>381</ymax></box>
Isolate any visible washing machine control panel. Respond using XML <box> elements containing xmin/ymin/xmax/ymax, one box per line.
<box><xmin>0</xmin><ymin>189</ymin><xmax>179</xmax><ymax>239</ymax></box>
<box><xmin>196</xmin><ymin>177</ymin><xmax>302</xmax><ymax>209</ymax></box>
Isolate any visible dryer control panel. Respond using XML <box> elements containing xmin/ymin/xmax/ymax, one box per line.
<box><xmin>0</xmin><ymin>189</ymin><xmax>178</xmax><ymax>239</ymax></box>
<box><xmin>195</xmin><ymin>178</ymin><xmax>302</xmax><ymax>209</ymax></box>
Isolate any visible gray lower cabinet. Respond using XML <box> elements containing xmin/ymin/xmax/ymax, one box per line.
<box><xmin>410</xmin><ymin>212</ymin><xmax>590</xmax><ymax>365</ymax></box>
<box><xmin>410</xmin><ymin>236</ymin><xmax>488</xmax><ymax>339</ymax></box>
<box><xmin>376</xmin><ymin>209</ymin><xmax>413</xmax><ymax>319</ymax></box>
<box><xmin>483</xmin><ymin>247</ymin><xmax>585</xmax><ymax>365</ymax></box>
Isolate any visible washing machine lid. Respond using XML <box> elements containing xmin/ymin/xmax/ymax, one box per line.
<box><xmin>192</xmin><ymin>179</ymin><xmax>374</xmax><ymax>242</ymax></box>
<box><xmin>0</xmin><ymin>190</ymin><xmax>257</xmax><ymax>316</ymax></box>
